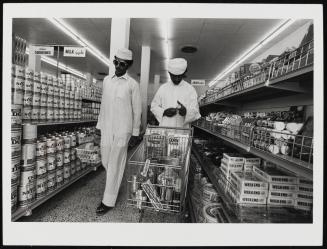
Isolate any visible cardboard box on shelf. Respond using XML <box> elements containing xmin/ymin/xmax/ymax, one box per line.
<box><xmin>221</xmin><ymin>158</ymin><xmax>244</xmax><ymax>172</ymax></box>
<box><xmin>298</xmin><ymin>183</ymin><xmax>313</xmax><ymax>193</ymax></box>
<box><xmin>243</xmin><ymin>164</ymin><xmax>254</xmax><ymax>172</ymax></box>
<box><xmin>243</xmin><ymin>155</ymin><xmax>261</xmax><ymax>165</ymax></box>
<box><xmin>230</xmin><ymin>171</ymin><xmax>269</xmax><ymax>192</ymax></box>
<box><xmin>223</xmin><ymin>153</ymin><xmax>245</xmax><ymax>164</ymax></box>
<box><xmin>297</xmin><ymin>178</ymin><xmax>313</xmax><ymax>185</ymax></box>
<box><xmin>296</xmin><ymin>191</ymin><xmax>313</xmax><ymax>201</ymax></box>
<box><xmin>269</xmin><ymin>182</ymin><xmax>298</xmax><ymax>192</ymax></box>
<box><xmin>253</xmin><ymin>165</ymin><xmax>298</xmax><ymax>185</ymax></box>
<box><xmin>295</xmin><ymin>198</ymin><xmax>313</xmax><ymax>211</ymax></box>
<box><xmin>267</xmin><ymin>196</ymin><xmax>295</xmax><ymax>206</ymax></box>
<box><xmin>268</xmin><ymin>190</ymin><xmax>297</xmax><ymax>199</ymax></box>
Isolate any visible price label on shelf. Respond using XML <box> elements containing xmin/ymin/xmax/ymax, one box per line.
<box><xmin>63</xmin><ymin>47</ymin><xmax>86</xmax><ymax>57</ymax></box>
<box><xmin>31</xmin><ymin>46</ymin><xmax>54</xmax><ymax>56</ymax></box>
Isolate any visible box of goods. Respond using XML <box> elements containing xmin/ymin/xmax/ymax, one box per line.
<box><xmin>243</xmin><ymin>164</ymin><xmax>254</xmax><ymax>172</ymax></box>
<box><xmin>219</xmin><ymin>162</ymin><xmax>231</xmax><ymax>180</ymax></box>
<box><xmin>269</xmin><ymin>182</ymin><xmax>298</xmax><ymax>192</ymax></box>
<box><xmin>243</xmin><ymin>154</ymin><xmax>261</xmax><ymax>165</ymax></box>
<box><xmin>228</xmin><ymin>184</ymin><xmax>267</xmax><ymax>205</ymax></box>
<box><xmin>268</xmin><ymin>190</ymin><xmax>297</xmax><ymax>199</ymax></box>
<box><xmin>294</xmin><ymin>198</ymin><xmax>313</xmax><ymax>212</ymax></box>
<box><xmin>297</xmin><ymin>177</ymin><xmax>313</xmax><ymax>186</ymax></box>
<box><xmin>252</xmin><ymin>165</ymin><xmax>298</xmax><ymax>185</ymax></box>
<box><xmin>223</xmin><ymin>153</ymin><xmax>245</xmax><ymax>164</ymax></box>
<box><xmin>267</xmin><ymin>196</ymin><xmax>295</xmax><ymax>206</ymax></box>
<box><xmin>167</xmin><ymin>132</ymin><xmax>190</xmax><ymax>163</ymax></box>
<box><xmin>296</xmin><ymin>191</ymin><xmax>313</xmax><ymax>201</ymax></box>
<box><xmin>230</xmin><ymin>171</ymin><xmax>269</xmax><ymax>192</ymax></box>
<box><xmin>221</xmin><ymin>158</ymin><xmax>244</xmax><ymax>172</ymax></box>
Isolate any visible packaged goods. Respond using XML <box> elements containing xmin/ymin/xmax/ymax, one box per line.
<box><xmin>297</xmin><ymin>178</ymin><xmax>313</xmax><ymax>185</ymax></box>
<box><xmin>267</xmin><ymin>197</ymin><xmax>295</xmax><ymax>206</ymax></box>
<box><xmin>221</xmin><ymin>158</ymin><xmax>244</xmax><ymax>171</ymax></box>
<box><xmin>268</xmin><ymin>190</ymin><xmax>296</xmax><ymax>199</ymax></box>
<box><xmin>141</xmin><ymin>179</ymin><xmax>163</xmax><ymax>210</ymax></box>
<box><xmin>295</xmin><ymin>198</ymin><xmax>313</xmax><ymax>211</ymax></box>
<box><xmin>223</xmin><ymin>153</ymin><xmax>245</xmax><ymax>164</ymax></box>
<box><xmin>243</xmin><ymin>164</ymin><xmax>253</xmax><ymax>172</ymax></box>
<box><xmin>253</xmin><ymin>165</ymin><xmax>298</xmax><ymax>184</ymax></box>
<box><xmin>145</xmin><ymin>128</ymin><xmax>166</xmax><ymax>158</ymax></box>
<box><xmin>243</xmin><ymin>155</ymin><xmax>261</xmax><ymax>165</ymax></box>
<box><xmin>230</xmin><ymin>171</ymin><xmax>269</xmax><ymax>192</ymax></box>
<box><xmin>269</xmin><ymin>182</ymin><xmax>298</xmax><ymax>192</ymax></box>
<box><xmin>167</xmin><ymin>132</ymin><xmax>190</xmax><ymax>162</ymax></box>
<box><xmin>296</xmin><ymin>191</ymin><xmax>313</xmax><ymax>201</ymax></box>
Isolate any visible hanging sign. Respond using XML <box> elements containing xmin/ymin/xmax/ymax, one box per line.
<box><xmin>32</xmin><ymin>46</ymin><xmax>54</xmax><ymax>56</ymax></box>
<box><xmin>63</xmin><ymin>47</ymin><xmax>86</xmax><ymax>57</ymax></box>
<box><xmin>191</xmin><ymin>79</ymin><xmax>206</xmax><ymax>86</ymax></box>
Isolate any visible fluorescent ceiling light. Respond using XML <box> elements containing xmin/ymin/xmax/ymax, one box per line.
<box><xmin>47</xmin><ymin>18</ymin><xmax>111</xmax><ymax>66</ymax></box>
<box><xmin>160</xmin><ymin>18</ymin><xmax>171</xmax><ymax>72</ymax></box>
<box><xmin>26</xmin><ymin>48</ymin><xmax>86</xmax><ymax>79</ymax></box>
<box><xmin>208</xmin><ymin>19</ymin><xmax>296</xmax><ymax>88</ymax></box>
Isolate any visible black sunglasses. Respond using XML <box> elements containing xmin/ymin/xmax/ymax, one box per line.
<box><xmin>113</xmin><ymin>59</ymin><xmax>128</xmax><ymax>67</ymax></box>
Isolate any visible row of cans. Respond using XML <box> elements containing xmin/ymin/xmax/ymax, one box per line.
<box><xmin>22</xmin><ymin>107</ymin><xmax>83</xmax><ymax>123</ymax></box>
<box><xmin>21</xmin><ymin>93</ymin><xmax>82</xmax><ymax>109</ymax></box>
<box><xmin>12</xmin><ymin>159</ymin><xmax>90</xmax><ymax>211</ymax></box>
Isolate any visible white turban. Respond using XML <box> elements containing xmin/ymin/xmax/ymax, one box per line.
<box><xmin>168</xmin><ymin>58</ymin><xmax>187</xmax><ymax>75</ymax></box>
<box><xmin>116</xmin><ymin>48</ymin><xmax>133</xmax><ymax>60</ymax></box>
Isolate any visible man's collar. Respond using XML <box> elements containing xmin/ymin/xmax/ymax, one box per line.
<box><xmin>112</xmin><ymin>73</ymin><xmax>128</xmax><ymax>80</ymax></box>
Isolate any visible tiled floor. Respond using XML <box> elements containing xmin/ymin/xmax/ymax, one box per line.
<box><xmin>18</xmin><ymin>147</ymin><xmax>188</xmax><ymax>223</ymax></box>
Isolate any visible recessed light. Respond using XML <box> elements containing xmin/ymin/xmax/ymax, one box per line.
<box><xmin>181</xmin><ymin>45</ymin><xmax>197</xmax><ymax>53</ymax></box>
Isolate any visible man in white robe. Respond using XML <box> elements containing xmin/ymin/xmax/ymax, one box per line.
<box><xmin>96</xmin><ymin>48</ymin><xmax>142</xmax><ymax>215</ymax></box>
<box><xmin>151</xmin><ymin>58</ymin><xmax>201</xmax><ymax>128</ymax></box>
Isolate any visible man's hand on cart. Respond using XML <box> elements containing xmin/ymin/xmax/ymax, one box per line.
<box><xmin>163</xmin><ymin>107</ymin><xmax>178</xmax><ymax>117</ymax></box>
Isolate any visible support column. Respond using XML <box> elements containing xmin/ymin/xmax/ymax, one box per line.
<box><xmin>28</xmin><ymin>45</ymin><xmax>41</xmax><ymax>72</ymax></box>
<box><xmin>154</xmin><ymin>74</ymin><xmax>160</xmax><ymax>92</ymax></box>
<box><xmin>109</xmin><ymin>18</ymin><xmax>130</xmax><ymax>77</ymax></box>
<box><xmin>140</xmin><ymin>46</ymin><xmax>151</xmax><ymax>132</ymax></box>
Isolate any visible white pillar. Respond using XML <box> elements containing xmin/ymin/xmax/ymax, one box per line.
<box><xmin>154</xmin><ymin>74</ymin><xmax>160</xmax><ymax>92</ymax></box>
<box><xmin>109</xmin><ymin>18</ymin><xmax>130</xmax><ymax>77</ymax></box>
<box><xmin>140</xmin><ymin>46</ymin><xmax>151</xmax><ymax>132</ymax></box>
<box><xmin>28</xmin><ymin>45</ymin><xmax>41</xmax><ymax>72</ymax></box>
<box><xmin>86</xmin><ymin>73</ymin><xmax>93</xmax><ymax>86</ymax></box>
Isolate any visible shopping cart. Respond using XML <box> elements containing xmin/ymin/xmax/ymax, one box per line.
<box><xmin>127</xmin><ymin>125</ymin><xmax>193</xmax><ymax>222</ymax></box>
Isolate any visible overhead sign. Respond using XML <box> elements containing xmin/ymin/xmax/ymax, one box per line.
<box><xmin>64</xmin><ymin>47</ymin><xmax>86</xmax><ymax>57</ymax></box>
<box><xmin>32</xmin><ymin>46</ymin><xmax>54</xmax><ymax>56</ymax></box>
<box><xmin>191</xmin><ymin>79</ymin><xmax>206</xmax><ymax>86</ymax></box>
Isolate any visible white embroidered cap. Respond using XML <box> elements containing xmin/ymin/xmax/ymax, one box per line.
<box><xmin>168</xmin><ymin>58</ymin><xmax>187</xmax><ymax>75</ymax></box>
<box><xmin>116</xmin><ymin>48</ymin><xmax>133</xmax><ymax>60</ymax></box>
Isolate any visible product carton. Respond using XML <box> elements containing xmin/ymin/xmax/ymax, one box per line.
<box><xmin>297</xmin><ymin>177</ymin><xmax>313</xmax><ymax>185</ymax></box>
<box><xmin>294</xmin><ymin>198</ymin><xmax>313</xmax><ymax>211</ymax></box>
<box><xmin>243</xmin><ymin>164</ymin><xmax>254</xmax><ymax>172</ymax></box>
<box><xmin>228</xmin><ymin>184</ymin><xmax>267</xmax><ymax>205</ymax></box>
<box><xmin>253</xmin><ymin>165</ymin><xmax>298</xmax><ymax>184</ymax></box>
<box><xmin>268</xmin><ymin>190</ymin><xmax>297</xmax><ymax>199</ymax></box>
<box><xmin>296</xmin><ymin>191</ymin><xmax>313</xmax><ymax>201</ymax></box>
<box><xmin>298</xmin><ymin>184</ymin><xmax>313</xmax><ymax>193</ymax></box>
<box><xmin>230</xmin><ymin>171</ymin><xmax>269</xmax><ymax>192</ymax></box>
<box><xmin>243</xmin><ymin>154</ymin><xmax>261</xmax><ymax>165</ymax></box>
<box><xmin>221</xmin><ymin>158</ymin><xmax>244</xmax><ymax>172</ymax></box>
<box><xmin>267</xmin><ymin>197</ymin><xmax>295</xmax><ymax>206</ymax></box>
<box><xmin>269</xmin><ymin>182</ymin><xmax>298</xmax><ymax>192</ymax></box>
<box><xmin>222</xmin><ymin>153</ymin><xmax>245</xmax><ymax>164</ymax></box>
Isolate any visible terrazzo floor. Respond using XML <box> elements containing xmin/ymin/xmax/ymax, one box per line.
<box><xmin>18</xmin><ymin>147</ymin><xmax>189</xmax><ymax>223</ymax></box>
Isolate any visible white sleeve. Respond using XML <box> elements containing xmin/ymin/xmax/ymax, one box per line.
<box><xmin>150</xmin><ymin>86</ymin><xmax>165</xmax><ymax>124</ymax></box>
<box><xmin>184</xmin><ymin>87</ymin><xmax>201</xmax><ymax>125</ymax></box>
<box><xmin>131</xmin><ymin>81</ymin><xmax>142</xmax><ymax>136</ymax></box>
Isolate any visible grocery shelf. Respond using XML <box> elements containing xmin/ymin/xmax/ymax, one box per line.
<box><xmin>191</xmin><ymin>146</ymin><xmax>312</xmax><ymax>223</ymax></box>
<box><xmin>200</xmin><ymin>65</ymin><xmax>313</xmax><ymax>107</ymax></box>
<box><xmin>12</xmin><ymin>162</ymin><xmax>101</xmax><ymax>222</ymax></box>
<box><xmin>192</xmin><ymin>124</ymin><xmax>313</xmax><ymax>180</ymax></box>
<box><xmin>23</xmin><ymin>120</ymin><xmax>98</xmax><ymax>126</ymax></box>
<box><xmin>193</xmin><ymin>124</ymin><xmax>250</xmax><ymax>152</ymax></box>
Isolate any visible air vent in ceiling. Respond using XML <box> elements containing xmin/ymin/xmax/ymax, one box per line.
<box><xmin>181</xmin><ymin>45</ymin><xmax>197</xmax><ymax>53</ymax></box>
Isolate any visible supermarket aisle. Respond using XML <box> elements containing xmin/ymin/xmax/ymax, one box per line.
<box><xmin>19</xmin><ymin>147</ymin><xmax>183</xmax><ymax>223</ymax></box>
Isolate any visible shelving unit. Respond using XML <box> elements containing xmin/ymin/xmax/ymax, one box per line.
<box><xmin>192</xmin><ymin>123</ymin><xmax>313</xmax><ymax>180</ymax></box>
<box><xmin>12</xmin><ymin>162</ymin><xmax>101</xmax><ymax>221</ymax></box>
<box><xmin>23</xmin><ymin>120</ymin><xmax>98</xmax><ymax>126</ymax></box>
<box><xmin>191</xmin><ymin>145</ymin><xmax>312</xmax><ymax>223</ymax></box>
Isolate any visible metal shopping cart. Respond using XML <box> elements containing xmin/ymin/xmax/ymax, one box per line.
<box><xmin>127</xmin><ymin>125</ymin><xmax>193</xmax><ymax>221</ymax></box>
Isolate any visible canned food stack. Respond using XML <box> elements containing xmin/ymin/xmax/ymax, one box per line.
<box><xmin>36</xmin><ymin>137</ymin><xmax>47</xmax><ymax>199</ymax></box>
<box><xmin>40</xmin><ymin>72</ymin><xmax>48</xmax><ymax>122</ymax></box>
<box><xmin>22</xmin><ymin>68</ymin><xmax>34</xmax><ymax>123</ymax></box>
<box><xmin>19</xmin><ymin>124</ymin><xmax>37</xmax><ymax>208</ymax></box>
<box><xmin>69</xmin><ymin>132</ymin><xmax>78</xmax><ymax>177</ymax></box>
<box><xmin>46</xmin><ymin>134</ymin><xmax>57</xmax><ymax>192</ymax></box>
<box><xmin>53</xmin><ymin>77</ymin><xmax>60</xmax><ymax>122</ymax></box>
<box><xmin>63</xmin><ymin>134</ymin><xmax>72</xmax><ymax>183</ymax></box>
<box><xmin>31</xmin><ymin>72</ymin><xmax>41</xmax><ymax>123</ymax></box>
<box><xmin>11</xmin><ymin>104</ymin><xmax>23</xmax><ymax>212</ymax></box>
<box><xmin>82</xmin><ymin>102</ymin><xmax>100</xmax><ymax>120</ymax></box>
<box><xmin>46</xmin><ymin>75</ymin><xmax>54</xmax><ymax>123</ymax></box>
<box><xmin>12</xmin><ymin>35</ymin><xmax>27</xmax><ymax>66</ymax></box>
<box><xmin>12</xmin><ymin>64</ymin><xmax>25</xmax><ymax>106</ymax></box>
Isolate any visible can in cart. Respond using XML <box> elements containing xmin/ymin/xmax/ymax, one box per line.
<box><xmin>36</xmin><ymin>174</ymin><xmax>48</xmax><ymax>199</ymax></box>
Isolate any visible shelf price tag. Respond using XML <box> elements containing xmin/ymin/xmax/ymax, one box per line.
<box><xmin>31</xmin><ymin>46</ymin><xmax>54</xmax><ymax>56</ymax></box>
<box><xmin>63</xmin><ymin>47</ymin><xmax>86</xmax><ymax>57</ymax></box>
<box><xmin>191</xmin><ymin>79</ymin><xmax>206</xmax><ymax>86</ymax></box>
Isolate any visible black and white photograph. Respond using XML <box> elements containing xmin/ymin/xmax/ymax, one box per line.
<box><xmin>2</xmin><ymin>2</ymin><xmax>324</xmax><ymax>247</ymax></box>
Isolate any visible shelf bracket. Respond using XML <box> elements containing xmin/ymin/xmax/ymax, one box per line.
<box><xmin>265</xmin><ymin>80</ymin><xmax>309</xmax><ymax>93</ymax></box>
